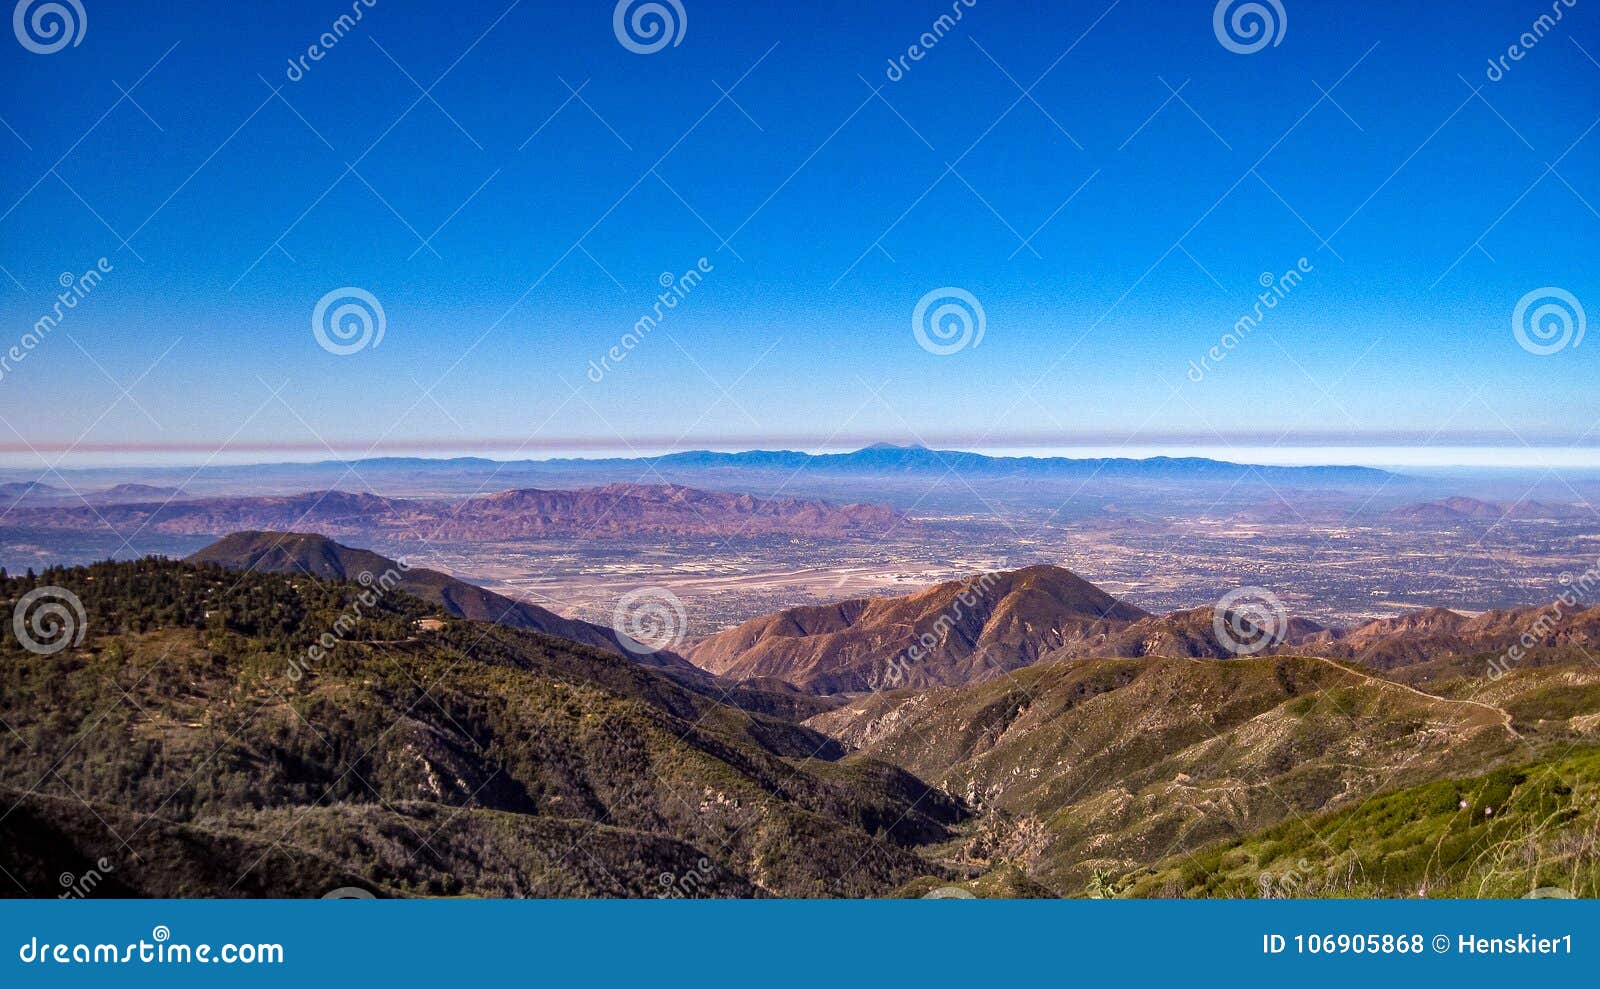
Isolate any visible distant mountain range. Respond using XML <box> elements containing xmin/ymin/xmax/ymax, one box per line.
<box><xmin>2</xmin><ymin>481</ymin><xmax>183</xmax><ymax>504</ymax></box>
<box><xmin>627</xmin><ymin>444</ymin><xmax>1395</xmax><ymax>485</ymax></box>
<box><xmin>4</xmin><ymin>482</ymin><xmax>904</xmax><ymax>542</ymax></box>
<box><xmin>1388</xmin><ymin>496</ymin><xmax>1593</xmax><ymax>522</ymax></box>
<box><xmin>0</xmin><ymin>481</ymin><xmax>66</xmax><ymax>505</ymax></box>
<box><xmin>90</xmin><ymin>483</ymin><xmax>184</xmax><ymax>503</ymax></box>
<box><xmin>0</xmin><ymin>445</ymin><xmax>1400</xmax><ymax>505</ymax></box>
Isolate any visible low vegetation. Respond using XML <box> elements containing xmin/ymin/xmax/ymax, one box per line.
<box><xmin>6</xmin><ymin>559</ymin><xmax>1599</xmax><ymax>898</ymax></box>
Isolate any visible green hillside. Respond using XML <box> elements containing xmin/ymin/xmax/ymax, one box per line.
<box><xmin>1124</xmin><ymin>747</ymin><xmax>1600</xmax><ymax>899</ymax></box>
<box><xmin>809</xmin><ymin>653</ymin><xmax>1600</xmax><ymax>895</ymax></box>
<box><xmin>0</xmin><ymin>560</ymin><xmax>961</xmax><ymax>897</ymax></box>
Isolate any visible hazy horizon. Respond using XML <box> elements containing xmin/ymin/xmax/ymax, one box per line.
<box><xmin>6</xmin><ymin>440</ymin><xmax>1600</xmax><ymax>474</ymax></box>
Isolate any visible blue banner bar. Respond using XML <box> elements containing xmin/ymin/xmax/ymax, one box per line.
<box><xmin>3</xmin><ymin>900</ymin><xmax>1593</xmax><ymax>986</ymax></box>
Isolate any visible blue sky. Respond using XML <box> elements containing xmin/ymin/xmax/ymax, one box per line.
<box><xmin>0</xmin><ymin>0</ymin><xmax>1597</xmax><ymax>466</ymax></box>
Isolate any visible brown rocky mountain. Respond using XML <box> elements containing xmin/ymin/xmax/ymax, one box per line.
<box><xmin>7</xmin><ymin>483</ymin><xmax>904</xmax><ymax>541</ymax></box>
<box><xmin>1043</xmin><ymin>598</ymin><xmax>1600</xmax><ymax>671</ymax></box>
<box><xmin>685</xmin><ymin>565</ymin><xmax>1150</xmax><ymax>693</ymax></box>
<box><xmin>689</xmin><ymin>564</ymin><xmax>1600</xmax><ymax>694</ymax></box>
<box><xmin>1296</xmin><ymin>602</ymin><xmax>1600</xmax><ymax>670</ymax></box>
<box><xmin>1040</xmin><ymin>606</ymin><xmax>1326</xmax><ymax>662</ymax></box>
<box><xmin>426</xmin><ymin>483</ymin><xmax>902</xmax><ymax>540</ymax></box>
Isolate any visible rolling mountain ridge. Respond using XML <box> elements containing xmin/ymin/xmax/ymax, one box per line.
<box><xmin>186</xmin><ymin>531</ymin><xmax>699</xmax><ymax>671</ymax></box>
<box><xmin>5</xmin><ymin>482</ymin><xmax>904</xmax><ymax>542</ymax></box>
<box><xmin>0</xmin><ymin>559</ymin><xmax>961</xmax><ymax>897</ymax></box>
<box><xmin>687</xmin><ymin>565</ymin><xmax>1150</xmax><ymax>693</ymax></box>
<box><xmin>807</xmin><ymin>651</ymin><xmax>1600</xmax><ymax>895</ymax></box>
<box><xmin>694</xmin><ymin>566</ymin><xmax>1600</xmax><ymax>693</ymax></box>
<box><xmin>5</xmin><ymin>553</ymin><xmax>1599</xmax><ymax>898</ymax></box>
<box><xmin>1388</xmin><ymin>496</ymin><xmax>1592</xmax><ymax>522</ymax></box>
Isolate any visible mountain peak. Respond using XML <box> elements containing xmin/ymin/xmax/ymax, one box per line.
<box><xmin>686</xmin><ymin>564</ymin><xmax>1149</xmax><ymax>693</ymax></box>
